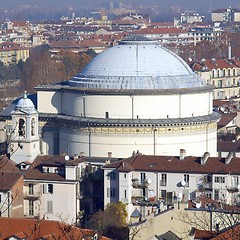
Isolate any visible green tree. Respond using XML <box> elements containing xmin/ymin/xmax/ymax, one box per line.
<box><xmin>88</xmin><ymin>201</ymin><xmax>128</xmax><ymax>240</ymax></box>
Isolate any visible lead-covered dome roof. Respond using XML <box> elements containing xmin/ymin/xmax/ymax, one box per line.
<box><xmin>69</xmin><ymin>35</ymin><xmax>205</xmax><ymax>90</ymax></box>
<box><xmin>15</xmin><ymin>92</ymin><xmax>36</xmax><ymax>114</ymax></box>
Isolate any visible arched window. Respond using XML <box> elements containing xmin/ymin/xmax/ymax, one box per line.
<box><xmin>105</xmin><ymin>111</ymin><xmax>109</xmax><ymax>118</ymax></box>
<box><xmin>228</xmin><ymin>69</ymin><xmax>231</xmax><ymax>76</ymax></box>
<box><xmin>222</xmin><ymin>69</ymin><xmax>225</xmax><ymax>77</ymax></box>
<box><xmin>233</xmin><ymin>69</ymin><xmax>236</xmax><ymax>76</ymax></box>
<box><xmin>19</xmin><ymin>118</ymin><xmax>25</xmax><ymax>136</ymax></box>
<box><xmin>31</xmin><ymin>118</ymin><xmax>35</xmax><ymax>136</ymax></box>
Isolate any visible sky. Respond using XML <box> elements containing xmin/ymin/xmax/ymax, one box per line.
<box><xmin>0</xmin><ymin>0</ymin><xmax>240</xmax><ymax>11</ymax></box>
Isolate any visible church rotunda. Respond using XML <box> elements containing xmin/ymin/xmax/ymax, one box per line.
<box><xmin>27</xmin><ymin>35</ymin><xmax>220</xmax><ymax>157</ymax></box>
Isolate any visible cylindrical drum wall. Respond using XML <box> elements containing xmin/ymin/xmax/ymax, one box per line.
<box><xmin>61</xmin><ymin>91</ymin><xmax>212</xmax><ymax>119</ymax></box>
<box><xmin>58</xmin><ymin>122</ymin><xmax>218</xmax><ymax>158</ymax></box>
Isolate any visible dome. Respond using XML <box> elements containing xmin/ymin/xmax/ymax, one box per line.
<box><xmin>15</xmin><ymin>92</ymin><xmax>36</xmax><ymax>113</ymax></box>
<box><xmin>69</xmin><ymin>35</ymin><xmax>205</xmax><ymax>90</ymax></box>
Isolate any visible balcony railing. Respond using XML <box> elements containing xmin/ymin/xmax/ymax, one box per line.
<box><xmin>23</xmin><ymin>191</ymin><xmax>40</xmax><ymax>199</ymax></box>
<box><xmin>226</xmin><ymin>184</ymin><xmax>239</xmax><ymax>193</ymax></box>
<box><xmin>160</xmin><ymin>180</ymin><xmax>167</xmax><ymax>186</ymax></box>
<box><xmin>131</xmin><ymin>196</ymin><xmax>159</xmax><ymax>206</ymax></box>
<box><xmin>132</xmin><ymin>178</ymin><xmax>150</xmax><ymax>188</ymax></box>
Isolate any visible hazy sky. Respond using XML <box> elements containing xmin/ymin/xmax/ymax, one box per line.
<box><xmin>1</xmin><ymin>0</ymin><xmax>240</xmax><ymax>10</ymax></box>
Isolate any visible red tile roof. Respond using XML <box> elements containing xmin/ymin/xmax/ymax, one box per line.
<box><xmin>23</xmin><ymin>155</ymin><xmax>67</xmax><ymax>181</ymax></box>
<box><xmin>218</xmin><ymin>141</ymin><xmax>240</xmax><ymax>152</ymax></box>
<box><xmin>104</xmin><ymin>154</ymin><xmax>240</xmax><ymax>175</ymax></box>
<box><xmin>0</xmin><ymin>155</ymin><xmax>22</xmax><ymax>191</ymax></box>
<box><xmin>0</xmin><ymin>218</ymin><xmax>110</xmax><ymax>240</ymax></box>
<box><xmin>210</xmin><ymin>224</ymin><xmax>240</xmax><ymax>239</ymax></box>
<box><xmin>194</xmin><ymin>59</ymin><xmax>239</xmax><ymax>71</ymax></box>
<box><xmin>133</xmin><ymin>27</ymin><xmax>187</xmax><ymax>35</ymax></box>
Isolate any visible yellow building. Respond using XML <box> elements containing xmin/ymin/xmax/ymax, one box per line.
<box><xmin>0</xmin><ymin>41</ymin><xmax>29</xmax><ymax>65</ymax></box>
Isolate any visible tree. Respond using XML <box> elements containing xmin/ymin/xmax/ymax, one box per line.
<box><xmin>88</xmin><ymin>201</ymin><xmax>128</xmax><ymax>240</ymax></box>
<box><xmin>21</xmin><ymin>45</ymin><xmax>65</xmax><ymax>92</ymax></box>
<box><xmin>177</xmin><ymin>196</ymin><xmax>240</xmax><ymax>240</ymax></box>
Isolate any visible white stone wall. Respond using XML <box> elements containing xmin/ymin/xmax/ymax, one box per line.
<box><xmin>63</xmin><ymin>92</ymin><xmax>212</xmax><ymax>119</ymax></box>
<box><xmin>37</xmin><ymin>91</ymin><xmax>61</xmax><ymax>114</ymax></box>
<box><xmin>59</xmin><ymin>123</ymin><xmax>218</xmax><ymax>158</ymax></box>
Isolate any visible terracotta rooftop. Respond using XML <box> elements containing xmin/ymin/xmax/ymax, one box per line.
<box><xmin>0</xmin><ymin>155</ymin><xmax>22</xmax><ymax>191</ymax></box>
<box><xmin>104</xmin><ymin>154</ymin><xmax>240</xmax><ymax>175</ymax></box>
<box><xmin>191</xmin><ymin>59</ymin><xmax>240</xmax><ymax>71</ymax></box>
<box><xmin>133</xmin><ymin>27</ymin><xmax>188</xmax><ymax>35</ymax></box>
<box><xmin>0</xmin><ymin>217</ymin><xmax>110</xmax><ymax>240</ymax></box>
<box><xmin>23</xmin><ymin>155</ymin><xmax>67</xmax><ymax>181</ymax></box>
<box><xmin>218</xmin><ymin>141</ymin><xmax>240</xmax><ymax>153</ymax></box>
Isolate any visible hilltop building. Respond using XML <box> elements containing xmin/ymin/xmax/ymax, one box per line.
<box><xmin>212</xmin><ymin>6</ymin><xmax>240</xmax><ymax>22</ymax></box>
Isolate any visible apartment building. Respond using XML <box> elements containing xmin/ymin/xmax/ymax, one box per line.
<box><xmin>212</xmin><ymin>6</ymin><xmax>240</xmax><ymax>22</ymax></box>
<box><xmin>190</xmin><ymin>58</ymin><xmax>240</xmax><ymax>100</ymax></box>
<box><xmin>22</xmin><ymin>155</ymin><xmax>80</xmax><ymax>224</ymax></box>
<box><xmin>103</xmin><ymin>152</ymin><xmax>240</xmax><ymax>223</ymax></box>
<box><xmin>0</xmin><ymin>41</ymin><xmax>29</xmax><ymax>65</ymax></box>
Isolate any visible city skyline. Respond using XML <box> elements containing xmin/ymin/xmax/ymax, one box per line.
<box><xmin>0</xmin><ymin>0</ymin><xmax>240</xmax><ymax>11</ymax></box>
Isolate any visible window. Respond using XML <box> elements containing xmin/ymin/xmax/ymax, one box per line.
<box><xmin>107</xmin><ymin>187</ymin><xmax>116</xmax><ymax>198</ymax></box>
<box><xmin>29</xmin><ymin>184</ymin><xmax>34</xmax><ymax>195</ymax></box>
<box><xmin>0</xmin><ymin>194</ymin><xmax>1</xmax><ymax>203</ymax></box>
<box><xmin>160</xmin><ymin>174</ymin><xmax>167</xmax><ymax>186</ymax></box>
<box><xmin>31</xmin><ymin>118</ymin><xmax>35</xmax><ymax>136</ymax></box>
<box><xmin>184</xmin><ymin>174</ymin><xmax>190</xmax><ymax>187</ymax></box>
<box><xmin>18</xmin><ymin>118</ymin><xmax>25</xmax><ymax>136</ymax></box>
<box><xmin>124</xmin><ymin>190</ymin><xmax>127</xmax><ymax>199</ymax></box>
<box><xmin>29</xmin><ymin>200</ymin><xmax>34</xmax><ymax>216</ymax></box>
<box><xmin>43</xmin><ymin>184</ymin><xmax>53</xmax><ymax>194</ymax></box>
<box><xmin>214</xmin><ymin>189</ymin><xmax>219</xmax><ymax>200</ymax></box>
<box><xmin>140</xmin><ymin>173</ymin><xmax>146</xmax><ymax>184</ymax></box>
<box><xmin>214</xmin><ymin>176</ymin><xmax>225</xmax><ymax>183</ymax></box>
<box><xmin>161</xmin><ymin>190</ymin><xmax>167</xmax><ymax>199</ymax></box>
<box><xmin>218</xmin><ymin>80</ymin><xmax>222</xmax><ymax>88</ymax></box>
<box><xmin>47</xmin><ymin>201</ymin><xmax>53</xmax><ymax>214</ymax></box>
<box><xmin>108</xmin><ymin>171</ymin><xmax>116</xmax><ymax>180</ymax></box>
<box><xmin>124</xmin><ymin>173</ymin><xmax>127</xmax><ymax>179</ymax></box>
<box><xmin>105</xmin><ymin>111</ymin><xmax>109</xmax><ymax>118</ymax></box>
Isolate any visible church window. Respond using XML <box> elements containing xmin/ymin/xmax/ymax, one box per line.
<box><xmin>18</xmin><ymin>118</ymin><xmax>25</xmax><ymax>136</ymax></box>
<box><xmin>31</xmin><ymin>118</ymin><xmax>35</xmax><ymax>136</ymax></box>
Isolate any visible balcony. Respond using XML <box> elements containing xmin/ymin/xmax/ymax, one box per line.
<box><xmin>23</xmin><ymin>190</ymin><xmax>40</xmax><ymax>200</ymax></box>
<box><xmin>131</xmin><ymin>196</ymin><xmax>159</xmax><ymax>206</ymax></box>
<box><xmin>226</xmin><ymin>184</ymin><xmax>239</xmax><ymax>193</ymax></box>
<box><xmin>160</xmin><ymin>180</ymin><xmax>167</xmax><ymax>186</ymax></box>
<box><xmin>24</xmin><ymin>213</ymin><xmax>40</xmax><ymax>219</ymax></box>
<box><xmin>132</xmin><ymin>178</ymin><xmax>150</xmax><ymax>188</ymax></box>
<box><xmin>197</xmin><ymin>175</ymin><xmax>213</xmax><ymax>191</ymax></box>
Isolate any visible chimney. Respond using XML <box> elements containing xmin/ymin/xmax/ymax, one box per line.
<box><xmin>108</xmin><ymin>151</ymin><xmax>112</xmax><ymax>158</ymax></box>
<box><xmin>225</xmin><ymin>152</ymin><xmax>233</xmax><ymax>164</ymax></box>
<box><xmin>228</xmin><ymin>43</ymin><xmax>232</xmax><ymax>60</ymax></box>
<box><xmin>180</xmin><ymin>149</ymin><xmax>186</xmax><ymax>160</ymax></box>
<box><xmin>201</xmin><ymin>152</ymin><xmax>210</xmax><ymax>165</ymax></box>
<box><xmin>80</xmin><ymin>152</ymin><xmax>84</xmax><ymax>157</ymax></box>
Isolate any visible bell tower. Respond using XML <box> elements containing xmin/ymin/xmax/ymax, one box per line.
<box><xmin>10</xmin><ymin>92</ymin><xmax>40</xmax><ymax>163</ymax></box>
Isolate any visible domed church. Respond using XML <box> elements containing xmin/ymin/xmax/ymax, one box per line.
<box><xmin>1</xmin><ymin>35</ymin><xmax>220</xmax><ymax>160</ymax></box>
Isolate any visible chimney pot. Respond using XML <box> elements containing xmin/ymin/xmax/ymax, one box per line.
<box><xmin>180</xmin><ymin>149</ymin><xmax>186</xmax><ymax>160</ymax></box>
